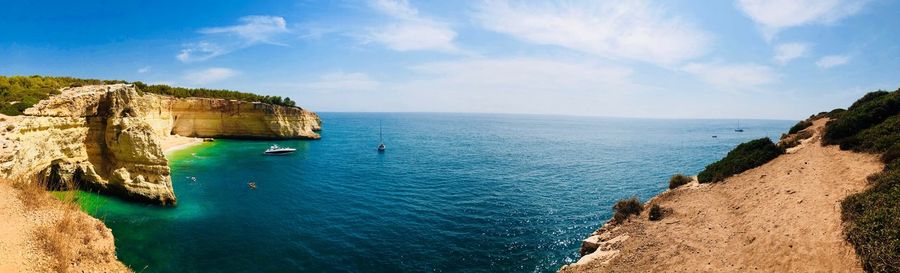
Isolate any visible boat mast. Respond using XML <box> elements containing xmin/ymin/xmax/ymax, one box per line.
<box><xmin>379</xmin><ymin>121</ymin><xmax>383</xmax><ymax>144</ymax></box>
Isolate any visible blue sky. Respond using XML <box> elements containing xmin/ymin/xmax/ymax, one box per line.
<box><xmin>1</xmin><ymin>0</ymin><xmax>898</xmax><ymax>119</ymax></box>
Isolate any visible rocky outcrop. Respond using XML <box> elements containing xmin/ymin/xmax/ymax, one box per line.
<box><xmin>0</xmin><ymin>84</ymin><xmax>320</xmax><ymax>205</ymax></box>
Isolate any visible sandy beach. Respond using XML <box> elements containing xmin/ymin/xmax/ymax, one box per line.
<box><xmin>161</xmin><ymin>135</ymin><xmax>204</xmax><ymax>154</ymax></box>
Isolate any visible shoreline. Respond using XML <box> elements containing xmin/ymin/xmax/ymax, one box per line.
<box><xmin>161</xmin><ymin>135</ymin><xmax>204</xmax><ymax>154</ymax></box>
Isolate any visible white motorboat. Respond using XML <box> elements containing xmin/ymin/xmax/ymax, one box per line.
<box><xmin>264</xmin><ymin>144</ymin><xmax>296</xmax><ymax>155</ymax></box>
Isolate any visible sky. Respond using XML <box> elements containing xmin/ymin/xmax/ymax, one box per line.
<box><xmin>1</xmin><ymin>0</ymin><xmax>899</xmax><ymax>119</ymax></box>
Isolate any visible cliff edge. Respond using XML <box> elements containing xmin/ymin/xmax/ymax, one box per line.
<box><xmin>560</xmin><ymin>119</ymin><xmax>882</xmax><ymax>272</ymax></box>
<box><xmin>0</xmin><ymin>84</ymin><xmax>321</xmax><ymax>205</ymax></box>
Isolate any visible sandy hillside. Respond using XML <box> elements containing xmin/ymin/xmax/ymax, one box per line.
<box><xmin>0</xmin><ymin>182</ymin><xmax>129</xmax><ymax>273</ymax></box>
<box><xmin>561</xmin><ymin>119</ymin><xmax>882</xmax><ymax>273</ymax></box>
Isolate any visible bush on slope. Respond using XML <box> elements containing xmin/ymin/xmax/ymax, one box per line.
<box><xmin>697</xmin><ymin>138</ymin><xmax>784</xmax><ymax>183</ymax></box>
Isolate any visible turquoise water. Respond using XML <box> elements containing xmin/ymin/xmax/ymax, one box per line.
<box><xmin>81</xmin><ymin>113</ymin><xmax>792</xmax><ymax>272</ymax></box>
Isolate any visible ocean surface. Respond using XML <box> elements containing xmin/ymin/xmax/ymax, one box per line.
<box><xmin>77</xmin><ymin>113</ymin><xmax>793</xmax><ymax>273</ymax></box>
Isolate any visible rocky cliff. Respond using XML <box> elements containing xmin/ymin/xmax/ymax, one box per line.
<box><xmin>0</xmin><ymin>84</ymin><xmax>320</xmax><ymax>205</ymax></box>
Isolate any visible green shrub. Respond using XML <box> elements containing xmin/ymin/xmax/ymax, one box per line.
<box><xmin>668</xmin><ymin>173</ymin><xmax>692</xmax><ymax>189</ymax></box>
<box><xmin>648</xmin><ymin>204</ymin><xmax>663</xmax><ymax>221</ymax></box>
<box><xmin>779</xmin><ymin>130</ymin><xmax>814</xmax><ymax>149</ymax></box>
<box><xmin>841</xmin><ymin>167</ymin><xmax>900</xmax><ymax>272</ymax></box>
<box><xmin>828</xmin><ymin>88</ymin><xmax>900</xmax><ymax>272</ymax></box>
<box><xmin>133</xmin><ymin>82</ymin><xmax>298</xmax><ymax>107</ymax></box>
<box><xmin>612</xmin><ymin>196</ymin><xmax>643</xmax><ymax>224</ymax></box>
<box><xmin>846</xmin><ymin>114</ymin><xmax>900</xmax><ymax>153</ymax></box>
<box><xmin>826</xmin><ymin>108</ymin><xmax>847</xmax><ymax>119</ymax></box>
<box><xmin>824</xmin><ymin>89</ymin><xmax>900</xmax><ymax>145</ymax></box>
<box><xmin>0</xmin><ymin>75</ymin><xmax>300</xmax><ymax>116</ymax></box>
<box><xmin>788</xmin><ymin>120</ymin><xmax>813</xmax><ymax>134</ymax></box>
<box><xmin>697</xmin><ymin>138</ymin><xmax>784</xmax><ymax>183</ymax></box>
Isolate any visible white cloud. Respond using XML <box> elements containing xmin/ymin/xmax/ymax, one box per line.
<box><xmin>472</xmin><ymin>0</ymin><xmax>710</xmax><ymax>66</ymax></box>
<box><xmin>773</xmin><ymin>42</ymin><xmax>809</xmax><ymax>65</ymax></box>
<box><xmin>305</xmin><ymin>72</ymin><xmax>381</xmax><ymax>92</ymax></box>
<box><xmin>816</xmin><ymin>54</ymin><xmax>851</xmax><ymax>68</ymax></box>
<box><xmin>682</xmin><ymin>62</ymin><xmax>778</xmax><ymax>91</ymax></box>
<box><xmin>137</xmin><ymin>66</ymin><xmax>151</xmax><ymax>74</ymax></box>
<box><xmin>370</xmin><ymin>0</ymin><xmax>419</xmax><ymax>19</ymax></box>
<box><xmin>365</xmin><ymin>0</ymin><xmax>459</xmax><ymax>52</ymax></box>
<box><xmin>183</xmin><ymin>68</ymin><xmax>239</xmax><ymax>85</ymax></box>
<box><xmin>199</xmin><ymin>15</ymin><xmax>289</xmax><ymax>45</ymax></box>
<box><xmin>736</xmin><ymin>0</ymin><xmax>868</xmax><ymax>39</ymax></box>
<box><xmin>177</xmin><ymin>42</ymin><xmax>228</xmax><ymax>63</ymax></box>
<box><xmin>177</xmin><ymin>15</ymin><xmax>289</xmax><ymax>62</ymax></box>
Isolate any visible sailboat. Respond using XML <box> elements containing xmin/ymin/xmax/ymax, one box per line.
<box><xmin>377</xmin><ymin>122</ymin><xmax>386</xmax><ymax>152</ymax></box>
<box><xmin>734</xmin><ymin>120</ymin><xmax>744</xmax><ymax>132</ymax></box>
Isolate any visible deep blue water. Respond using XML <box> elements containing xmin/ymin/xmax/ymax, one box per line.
<box><xmin>80</xmin><ymin>113</ymin><xmax>792</xmax><ymax>272</ymax></box>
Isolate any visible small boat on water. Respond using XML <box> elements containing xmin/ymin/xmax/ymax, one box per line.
<box><xmin>377</xmin><ymin>122</ymin><xmax>386</xmax><ymax>152</ymax></box>
<box><xmin>264</xmin><ymin>144</ymin><xmax>296</xmax><ymax>155</ymax></box>
<box><xmin>734</xmin><ymin>120</ymin><xmax>745</xmax><ymax>132</ymax></box>
<box><xmin>248</xmin><ymin>182</ymin><xmax>257</xmax><ymax>190</ymax></box>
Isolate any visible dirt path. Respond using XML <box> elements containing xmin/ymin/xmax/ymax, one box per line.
<box><xmin>561</xmin><ymin>119</ymin><xmax>882</xmax><ymax>273</ymax></box>
<box><xmin>0</xmin><ymin>183</ymin><xmax>30</xmax><ymax>272</ymax></box>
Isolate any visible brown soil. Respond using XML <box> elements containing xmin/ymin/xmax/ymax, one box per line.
<box><xmin>561</xmin><ymin>119</ymin><xmax>882</xmax><ymax>273</ymax></box>
<box><xmin>0</xmin><ymin>181</ymin><xmax>130</xmax><ymax>273</ymax></box>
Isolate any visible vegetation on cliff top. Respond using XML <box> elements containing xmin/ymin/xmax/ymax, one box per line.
<box><xmin>668</xmin><ymin>173</ymin><xmax>692</xmax><ymax>189</ymax></box>
<box><xmin>824</xmin><ymin>88</ymin><xmax>900</xmax><ymax>272</ymax></box>
<box><xmin>0</xmin><ymin>76</ymin><xmax>124</xmax><ymax>115</ymax></box>
<box><xmin>697</xmin><ymin>138</ymin><xmax>784</xmax><ymax>183</ymax></box>
<box><xmin>612</xmin><ymin>196</ymin><xmax>643</xmax><ymax>224</ymax></box>
<box><xmin>0</xmin><ymin>75</ymin><xmax>299</xmax><ymax>116</ymax></box>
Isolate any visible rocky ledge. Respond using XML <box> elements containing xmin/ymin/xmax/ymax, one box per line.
<box><xmin>0</xmin><ymin>84</ymin><xmax>321</xmax><ymax>205</ymax></box>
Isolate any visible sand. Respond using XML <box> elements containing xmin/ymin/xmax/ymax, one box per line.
<box><xmin>561</xmin><ymin>119</ymin><xmax>883</xmax><ymax>273</ymax></box>
<box><xmin>0</xmin><ymin>183</ymin><xmax>30</xmax><ymax>272</ymax></box>
<box><xmin>161</xmin><ymin>135</ymin><xmax>204</xmax><ymax>154</ymax></box>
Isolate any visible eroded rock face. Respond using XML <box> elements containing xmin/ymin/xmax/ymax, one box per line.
<box><xmin>1</xmin><ymin>84</ymin><xmax>321</xmax><ymax>205</ymax></box>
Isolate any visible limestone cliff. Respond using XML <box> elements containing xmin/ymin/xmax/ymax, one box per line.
<box><xmin>0</xmin><ymin>84</ymin><xmax>320</xmax><ymax>205</ymax></box>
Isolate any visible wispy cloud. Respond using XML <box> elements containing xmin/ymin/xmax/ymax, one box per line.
<box><xmin>199</xmin><ymin>15</ymin><xmax>289</xmax><ymax>45</ymax></box>
<box><xmin>177</xmin><ymin>15</ymin><xmax>290</xmax><ymax>63</ymax></box>
<box><xmin>183</xmin><ymin>68</ymin><xmax>239</xmax><ymax>85</ymax></box>
<box><xmin>305</xmin><ymin>72</ymin><xmax>381</xmax><ymax>92</ymax></box>
<box><xmin>816</xmin><ymin>54</ymin><xmax>851</xmax><ymax>68</ymax></box>
<box><xmin>137</xmin><ymin>66</ymin><xmax>151</xmax><ymax>74</ymax></box>
<box><xmin>773</xmin><ymin>42</ymin><xmax>810</xmax><ymax>65</ymax></box>
<box><xmin>472</xmin><ymin>0</ymin><xmax>711</xmax><ymax>66</ymax></box>
<box><xmin>682</xmin><ymin>62</ymin><xmax>778</xmax><ymax>91</ymax></box>
<box><xmin>736</xmin><ymin>0</ymin><xmax>869</xmax><ymax>40</ymax></box>
<box><xmin>365</xmin><ymin>0</ymin><xmax>459</xmax><ymax>52</ymax></box>
<box><xmin>177</xmin><ymin>42</ymin><xmax>228</xmax><ymax>63</ymax></box>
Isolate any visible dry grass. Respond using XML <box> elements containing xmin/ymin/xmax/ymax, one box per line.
<box><xmin>9</xmin><ymin>176</ymin><xmax>122</xmax><ymax>272</ymax></box>
<box><xmin>12</xmin><ymin>179</ymin><xmax>55</xmax><ymax>210</ymax></box>
<box><xmin>668</xmin><ymin>174</ymin><xmax>692</xmax><ymax>189</ymax></box>
<box><xmin>36</xmin><ymin>209</ymin><xmax>115</xmax><ymax>273</ymax></box>
<box><xmin>648</xmin><ymin>204</ymin><xmax>663</xmax><ymax>221</ymax></box>
<box><xmin>612</xmin><ymin>196</ymin><xmax>643</xmax><ymax>224</ymax></box>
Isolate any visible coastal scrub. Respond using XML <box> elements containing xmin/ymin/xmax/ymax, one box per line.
<box><xmin>697</xmin><ymin>138</ymin><xmax>784</xmax><ymax>183</ymax></box>
<box><xmin>612</xmin><ymin>196</ymin><xmax>643</xmax><ymax>224</ymax></box>
<box><xmin>668</xmin><ymin>173</ymin><xmax>692</xmax><ymax>189</ymax></box>
<box><xmin>825</xmin><ymin>88</ymin><xmax>900</xmax><ymax>272</ymax></box>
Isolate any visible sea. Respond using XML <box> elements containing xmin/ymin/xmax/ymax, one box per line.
<box><xmin>74</xmin><ymin>113</ymin><xmax>793</xmax><ymax>273</ymax></box>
